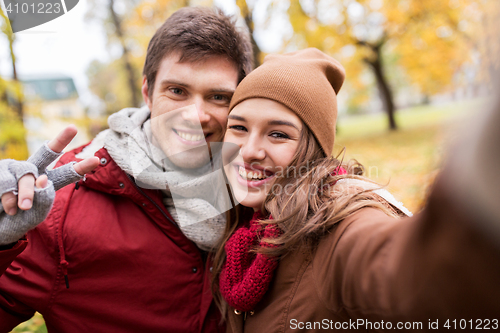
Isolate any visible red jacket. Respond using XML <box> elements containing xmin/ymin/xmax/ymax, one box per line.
<box><xmin>0</xmin><ymin>145</ymin><xmax>223</xmax><ymax>332</ymax></box>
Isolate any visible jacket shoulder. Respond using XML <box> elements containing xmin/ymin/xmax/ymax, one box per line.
<box><xmin>311</xmin><ymin>208</ymin><xmax>400</xmax><ymax>312</ymax></box>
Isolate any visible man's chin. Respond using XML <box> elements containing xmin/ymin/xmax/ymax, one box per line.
<box><xmin>166</xmin><ymin>150</ymin><xmax>212</xmax><ymax>170</ymax></box>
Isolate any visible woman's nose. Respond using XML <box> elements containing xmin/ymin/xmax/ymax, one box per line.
<box><xmin>240</xmin><ymin>135</ymin><xmax>266</xmax><ymax>162</ymax></box>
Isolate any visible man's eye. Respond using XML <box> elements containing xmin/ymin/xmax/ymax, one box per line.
<box><xmin>170</xmin><ymin>88</ymin><xmax>183</xmax><ymax>95</ymax></box>
<box><xmin>213</xmin><ymin>94</ymin><xmax>230</xmax><ymax>102</ymax></box>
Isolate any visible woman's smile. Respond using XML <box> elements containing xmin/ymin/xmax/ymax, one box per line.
<box><xmin>234</xmin><ymin>163</ymin><xmax>276</xmax><ymax>187</ymax></box>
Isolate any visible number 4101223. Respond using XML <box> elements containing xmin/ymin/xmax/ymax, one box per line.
<box><xmin>5</xmin><ymin>2</ymin><xmax>62</xmax><ymax>14</ymax></box>
<box><xmin>444</xmin><ymin>319</ymin><xmax>499</xmax><ymax>330</ymax></box>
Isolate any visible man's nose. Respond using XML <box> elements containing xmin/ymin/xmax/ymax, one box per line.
<box><xmin>181</xmin><ymin>98</ymin><xmax>211</xmax><ymax>127</ymax></box>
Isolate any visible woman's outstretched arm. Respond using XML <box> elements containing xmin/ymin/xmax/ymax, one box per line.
<box><xmin>316</xmin><ymin>100</ymin><xmax>500</xmax><ymax>324</ymax></box>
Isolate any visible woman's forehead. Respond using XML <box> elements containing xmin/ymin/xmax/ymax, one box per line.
<box><xmin>229</xmin><ymin>98</ymin><xmax>303</xmax><ymax>127</ymax></box>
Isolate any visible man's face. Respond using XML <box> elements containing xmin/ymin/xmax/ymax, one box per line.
<box><xmin>142</xmin><ymin>52</ymin><xmax>239</xmax><ymax>169</ymax></box>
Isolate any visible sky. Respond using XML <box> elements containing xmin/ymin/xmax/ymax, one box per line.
<box><xmin>0</xmin><ymin>0</ymin><xmax>289</xmax><ymax>109</ymax></box>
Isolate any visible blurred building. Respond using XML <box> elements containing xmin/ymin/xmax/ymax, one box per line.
<box><xmin>22</xmin><ymin>75</ymin><xmax>90</xmax><ymax>154</ymax></box>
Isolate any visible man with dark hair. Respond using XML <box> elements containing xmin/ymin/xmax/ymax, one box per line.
<box><xmin>143</xmin><ymin>7</ymin><xmax>252</xmax><ymax>98</ymax></box>
<box><xmin>0</xmin><ymin>6</ymin><xmax>252</xmax><ymax>332</ymax></box>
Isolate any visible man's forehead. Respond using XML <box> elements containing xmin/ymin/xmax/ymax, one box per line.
<box><xmin>156</xmin><ymin>52</ymin><xmax>239</xmax><ymax>88</ymax></box>
<box><xmin>159</xmin><ymin>51</ymin><xmax>237</xmax><ymax>71</ymax></box>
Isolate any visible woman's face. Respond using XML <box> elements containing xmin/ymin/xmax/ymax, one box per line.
<box><xmin>223</xmin><ymin>98</ymin><xmax>303</xmax><ymax>211</ymax></box>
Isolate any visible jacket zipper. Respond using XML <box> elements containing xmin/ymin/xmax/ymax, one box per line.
<box><xmin>126</xmin><ymin>174</ymin><xmax>178</xmax><ymax>228</ymax></box>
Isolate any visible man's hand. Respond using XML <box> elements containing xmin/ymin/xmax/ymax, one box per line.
<box><xmin>1</xmin><ymin>125</ymin><xmax>99</xmax><ymax>216</ymax></box>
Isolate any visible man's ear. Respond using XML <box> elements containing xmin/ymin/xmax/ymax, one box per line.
<box><xmin>142</xmin><ymin>76</ymin><xmax>153</xmax><ymax>110</ymax></box>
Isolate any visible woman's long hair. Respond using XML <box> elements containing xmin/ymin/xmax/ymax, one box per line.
<box><xmin>211</xmin><ymin>125</ymin><xmax>403</xmax><ymax>315</ymax></box>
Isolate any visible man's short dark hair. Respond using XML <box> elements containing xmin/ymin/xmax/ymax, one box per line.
<box><xmin>143</xmin><ymin>6</ymin><xmax>254</xmax><ymax>99</ymax></box>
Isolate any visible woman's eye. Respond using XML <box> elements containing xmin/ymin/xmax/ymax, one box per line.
<box><xmin>270</xmin><ymin>132</ymin><xmax>290</xmax><ymax>139</ymax></box>
<box><xmin>228</xmin><ymin>125</ymin><xmax>247</xmax><ymax>132</ymax></box>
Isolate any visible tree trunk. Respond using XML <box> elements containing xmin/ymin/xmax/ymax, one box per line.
<box><xmin>246</xmin><ymin>19</ymin><xmax>261</xmax><ymax>68</ymax></box>
<box><xmin>239</xmin><ymin>1</ymin><xmax>261</xmax><ymax>67</ymax></box>
<box><xmin>7</xmin><ymin>24</ymin><xmax>28</xmax><ymax>154</ymax></box>
<box><xmin>6</xmin><ymin>21</ymin><xmax>24</xmax><ymax>120</ymax></box>
<box><xmin>365</xmin><ymin>44</ymin><xmax>397</xmax><ymax>131</ymax></box>
<box><xmin>109</xmin><ymin>0</ymin><xmax>141</xmax><ymax>108</ymax></box>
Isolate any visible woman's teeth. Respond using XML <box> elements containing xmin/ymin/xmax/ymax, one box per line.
<box><xmin>238</xmin><ymin>166</ymin><xmax>270</xmax><ymax>181</ymax></box>
<box><xmin>177</xmin><ymin>130</ymin><xmax>204</xmax><ymax>142</ymax></box>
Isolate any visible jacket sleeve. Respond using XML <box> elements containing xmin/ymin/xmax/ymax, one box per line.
<box><xmin>0</xmin><ymin>240</ymin><xmax>27</xmax><ymax>275</ymax></box>
<box><xmin>316</xmin><ymin>184</ymin><xmax>500</xmax><ymax>323</ymax></box>
<box><xmin>0</xmin><ymin>186</ymin><xmax>72</xmax><ymax>332</ymax></box>
<box><xmin>0</xmin><ymin>239</ymin><xmax>35</xmax><ymax>331</ymax></box>
<box><xmin>0</xmin><ymin>303</ymin><xmax>35</xmax><ymax>333</ymax></box>
<box><xmin>316</xmin><ymin>104</ymin><xmax>500</xmax><ymax>323</ymax></box>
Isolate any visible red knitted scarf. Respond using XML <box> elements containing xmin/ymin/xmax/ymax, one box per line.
<box><xmin>219</xmin><ymin>167</ymin><xmax>347</xmax><ymax>312</ymax></box>
<box><xmin>219</xmin><ymin>211</ymin><xmax>281</xmax><ymax>312</ymax></box>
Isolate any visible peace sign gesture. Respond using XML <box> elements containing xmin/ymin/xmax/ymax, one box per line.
<box><xmin>0</xmin><ymin>125</ymin><xmax>99</xmax><ymax>245</ymax></box>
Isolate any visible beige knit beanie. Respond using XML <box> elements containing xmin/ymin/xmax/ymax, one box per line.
<box><xmin>229</xmin><ymin>48</ymin><xmax>345</xmax><ymax>156</ymax></box>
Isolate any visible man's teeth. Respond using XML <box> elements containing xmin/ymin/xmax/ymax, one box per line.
<box><xmin>177</xmin><ymin>131</ymin><xmax>204</xmax><ymax>142</ymax></box>
<box><xmin>238</xmin><ymin>166</ymin><xmax>270</xmax><ymax>181</ymax></box>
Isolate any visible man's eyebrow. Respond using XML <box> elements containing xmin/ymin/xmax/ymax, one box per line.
<box><xmin>227</xmin><ymin>115</ymin><xmax>245</xmax><ymax>121</ymax></box>
<box><xmin>158</xmin><ymin>80</ymin><xmax>234</xmax><ymax>94</ymax></box>
<box><xmin>210</xmin><ymin>88</ymin><xmax>235</xmax><ymax>94</ymax></box>
<box><xmin>158</xmin><ymin>80</ymin><xmax>190</xmax><ymax>88</ymax></box>
<box><xmin>268</xmin><ymin>120</ymin><xmax>299</xmax><ymax>130</ymax></box>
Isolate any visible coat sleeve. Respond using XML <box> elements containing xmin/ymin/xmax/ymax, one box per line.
<box><xmin>0</xmin><ymin>240</ymin><xmax>27</xmax><ymax>275</ymax></box>
<box><xmin>0</xmin><ymin>185</ymin><xmax>72</xmax><ymax>331</ymax></box>
<box><xmin>0</xmin><ymin>239</ymin><xmax>36</xmax><ymax>332</ymax></box>
<box><xmin>315</xmin><ymin>104</ymin><xmax>500</xmax><ymax>323</ymax></box>
<box><xmin>316</xmin><ymin>184</ymin><xmax>500</xmax><ymax>323</ymax></box>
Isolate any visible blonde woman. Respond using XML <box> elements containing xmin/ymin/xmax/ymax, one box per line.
<box><xmin>212</xmin><ymin>48</ymin><xmax>500</xmax><ymax>332</ymax></box>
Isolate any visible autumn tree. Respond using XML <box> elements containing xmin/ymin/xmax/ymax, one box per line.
<box><xmin>0</xmin><ymin>9</ymin><xmax>28</xmax><ymax>159</ymax></box>
<box><xmin>86</xmin><ymin>59</ymin><xmax>135</xmax><ymax>117</ymax></box>
<box><xmin>123</xmin><ymin>0</ymin><xmax>189</xmax><ymax>60</ymax></box>
<box><xmin>86</xmin><ymin>0</ymin><xmax>144</xmax><ymax>115</ymax></box>
<box><xmin>0</xmin><ymin>78</ymin><xmax>28</xmax><ymax>160</ymax></box>
<box><xmin>282</xmin><ymin>0</ymin><xmax>474</xmax><ymax>130</ymax></box>
<box><xmin>235</xmin><ymin>0</ymin><xmax>262</xmax><ymax>67</ymax></box>
<box><xmin>108</xmin><ymin>0</ymin><xmax>142</xmax><ymax>108</ymax></box>
<box><xmin>86</xmin><ymin>0</ymin><xmax>192</xmax><ymax>116</ymax></box>
<box><xmin>460</xmin><ymin>0</ymin><xmax>500</xmax><ymax>91</ymax></box>
<box><xmin>1</xmin><ymin>7</ymin><xmax>24</xmax><ymax>120</ymax></box>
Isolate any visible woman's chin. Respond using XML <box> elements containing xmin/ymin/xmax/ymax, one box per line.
<box><xmin>232</xmin><ymin>188</ymin><xmax>265</xmax><ymax>210</ymax></box>
<box><xmin>226</xmin><ymin>169</ymin><xmax>268</xmax><ymax>210</ymax></box>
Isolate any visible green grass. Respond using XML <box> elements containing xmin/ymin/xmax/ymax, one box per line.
<box><xmin>335</xmin><ymin>98</ymin><xmax>486</xmax><ymax>213</ymax></box>
<box><xmin>337</xmin><ymin>99</ymin><xmax>484</xmax><ymax>139</ymax></box>
<box><xmin>11</xmin><ymin>312</ymin><xmax>47</xmax><ymax>333</ymax></box>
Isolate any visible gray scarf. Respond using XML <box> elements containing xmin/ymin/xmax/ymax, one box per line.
<box><xmin>78</xmin><ymin>107</ymin><xmax>231</xmax><ymax>250</ymax></box>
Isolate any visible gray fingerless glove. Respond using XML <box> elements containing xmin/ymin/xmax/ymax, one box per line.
<box><xmin>0</xmin><ymin>159</ymin><xmax>39</xmax><ymax>195</ymax></box>
<box><xmin>0</xmin><ymin>143</ymin><xmax>85</xmax><ymax>245</ymax></box>
<box><xmin>28</xmin><ymin>142</ymin><xmax>83</xmax><ymax>191</ymax></box>
<box><xmin>0</xmin><ymin>180</ymin><xmax>55</xmax><ymax>245</ymax></box>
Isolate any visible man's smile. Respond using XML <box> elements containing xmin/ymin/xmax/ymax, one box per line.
<box><xmin>173</xmin><ymin>128</ymin><xmax>206</xmax><ymax>142</ymax></box>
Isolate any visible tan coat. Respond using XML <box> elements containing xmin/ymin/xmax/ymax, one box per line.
<box><xmin>226</xmin><ymin>180</ymin><xmax>500</xmax><ymax>333</ymax></box>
